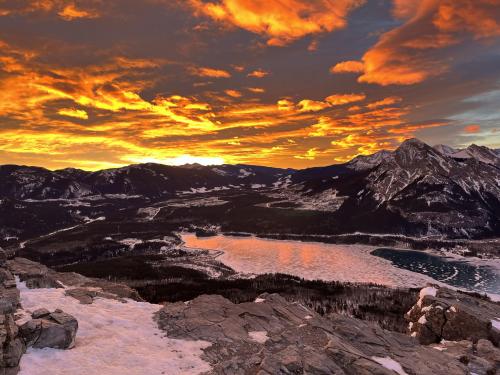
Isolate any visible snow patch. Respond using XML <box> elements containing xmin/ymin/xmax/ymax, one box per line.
<box><xmin>371</xmin><ymin>356</ymin><xmax>408</xmax><ymax>375</ymax></box>
<box><xmin>16</xmin><ymin>280</ymin><xmax>211</xmax><ymax>375</ymax></box>
<box><xmin>117</xmin><ymin>238</ymin><xmax>143</xmax><ymax>249</ymax></box>
<box><xmin>417</xmin><ymin>286</ymin><xmax>438</xmax><ymax>307</ymax></box>
<box><xmin>491</xmin><ymin>319</ymin><xmax>500</xmax><ymax>330</ymax></box>
<box><xmin>248</xmin><ymin>331</ymin><xmax>268</xmax><ymax>344</ymax></box>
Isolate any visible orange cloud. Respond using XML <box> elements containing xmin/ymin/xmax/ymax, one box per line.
<box><xmin>464</xmin><ymin>124</ymin><xmax>481</xmax><ymax>133</ymax></box>
<box><xmin>187</xmin><ymin>0</ymin><xmax>365</xmax><ymax>46</ymax></box>
<box><xmin>307</xmin><ymin>40</ymin><xmax>319</xmax><ymax>52</ymax></box>
<box><xmin>189</xmin><ymin>66</ymin><xmax>231</xmax><ymax>78</ymax></box>
<box><xmin>0</xmin><ymin>0</ymin><xmax>103</xmax><ymax>20</ymax></box>
<box><xmin>331</xmin><ymin>0</ymin><xmax>500</xmax><ymax>86</ymax></box>
<box><xmin>325</xmin><ymin>93</ymin><xmax>366</xmax><ymax>106</ymax></box>
<box><xmin>247</xmin><ymin>69</ymin><xmax>269</xmax><ymax>78</ymax></box>
<box><xmin>0</xmin><ymin>27</ymin><xmax>454</xmax><ymax>170</ymax></box>
<box><xmin>225</xmin><ymin>89</ymin><xmax>242</xmax><ymax>97</ymax></box>
<box><xmin>433</xmin><ymin>0</ymin><xmax>500</xmax><ymax>38</ymax></box>
<box><xmin>58</xmin><ymin>4</ymin><xmax>100</xmax><ymax>20</ymax></box>
<box><xmin>247</xmin><ymin>87</ymin><xmax>265</xmax><ymax>93</ymax></box>
<box><xmin>295</xmin><ymin>93</ymin><xmax>366</xmax><ymax>112</ymax></box>
<box><xmin>297</xmin><ymin>99</ymin><xmax>330</xmax><ymax>112</ymax></box>
<box><xmin>58</xmin><ymin>108</ymin><xmax>89</xmax><ymax>119</ymax></box>
<box><xmin>294</xmin><ymin>148</ymin><xmax>318</xmax><ymax>160</ymax></box>
<box><xmin>330</xmin><ymin>60</ymin><xmax>364</xmax><ymax>74</ymax></box>
<box><xmin>366</xmin><ymin>96</ymin><xmax>402</xmax><ymax>109</ymax></box>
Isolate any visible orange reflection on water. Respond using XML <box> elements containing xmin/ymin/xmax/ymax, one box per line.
<box><xmin>181</xmin><ymin>233</ymin><xmax>426</xmax><ymax>287</ymax></box>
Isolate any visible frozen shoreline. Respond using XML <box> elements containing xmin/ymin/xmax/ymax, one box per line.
<box><xmin>181</xmin><ymin>233</ymin><xmax>500</xmax><ymax>298</ymax></box>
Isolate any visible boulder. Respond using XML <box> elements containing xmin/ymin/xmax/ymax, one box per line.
<box><xmin>157</xmin><ymin>293</ymin><xmax>468</xmax><ymax>375</ymax></box>
<box><xmin>19</xmin><ymin>309</ymin><xmax>78</xmax><ymax>350</ymax></box>
<box><xmin>406</xmin><ymin>285</ymin><xmax>500</xmax><ymax>345</ymax></box>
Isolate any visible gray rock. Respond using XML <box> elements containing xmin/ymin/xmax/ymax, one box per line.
<box><xmin>31</xmin><ymin>308</ymin><xmax>50</xmax><ymax>319</ymax></box>
<box><xmin>0</xmin><ymin>249</ymin><xmax>25</xmax><ymax>374</ymax></box>
<box><xmin>20</xmin><ymin>310</ymin><xmax>78</xmax><ymax>350</ymax></box>
<box><xmin>477</xmin><ymin>338</ymin><xmax>500</xmax><ymax>363</ymax></box>
<box><xmin>157</xmin><ymin>293</ymin><xmax>468</xmax><ymax>375</ymax></box>
<box><xmin>0</xmin><ymin>250</ymin><xmax>6</xmax><ymax>267</ymax></box>
<box><xmin>407</xmin><ymin>285</ymin><xmax>500</xmax><ymax>345</ymax></box>
<box><xmin>432</xmin><ymin>339</ymin><xmax>499</xmax><ymax>375</ymax></box>
<box><xmin>7</xmin><ymin>258</ymin><xmax>142</xmax><ymax>301</ymax></box>
<box><xmin>6</xmin><ymin>258</ymin><xmax>63</xmax><ymax>289</ymax></box>
<box><xmin>65</xmin><ymin>287</ymin><xmax>126</xmax><ymax>305</ymax></box>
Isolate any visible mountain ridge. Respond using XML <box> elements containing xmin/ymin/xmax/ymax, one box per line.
<box><xmin>1</xmin><ymin>138</ymin><xmax>499</xmax><ymax>240</ymax></box>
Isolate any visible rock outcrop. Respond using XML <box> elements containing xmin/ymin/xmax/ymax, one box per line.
<box><xmin>432</xmin><ymin>339</ymin><xmax>500</xmax><ymax>375</ymax></box>
<box><xmin>19</xmin><ymin>309</ymin><xmax>78</xmax><ymax>350</ymax></box>
<box><xmin>406</xmin><ymin>285</ymin><xmax>500</xmax><ymax>374</ymax></box>
<box><xmin>157</xmin><ymin>293</ymin><xmax>468</xmax><ymax>375</ymax></box>
<box><xmin>65</xmin><ymin>287</ymin><xmax>126</xmax><ymax>304</ymax></box>
<box><xmin>0</xmin><ymin>249</ymin><xmax>24</xmax><ymax>375</ymax></box>
<box><xmin>407</xmin><ymin>285</ymin><xmax>500</xmax><ymax>345</ymax></box>
<box><xmin>7</xmin><ymin>257</ymin><xmax>141</xmax><ymax>301</ymax></box>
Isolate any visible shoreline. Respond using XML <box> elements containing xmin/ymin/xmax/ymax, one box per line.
<box><xmin>179</xmin><ymin>231</ymin><xmax>500</xmax><ymax>298</ymax></box>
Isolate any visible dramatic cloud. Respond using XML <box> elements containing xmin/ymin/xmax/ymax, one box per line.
<box><xmin>187</xmin><ymin>0</ymin><xmax>365</xmax><ymax>46</ymax></box>
<box><xmin>0</xmin><ymin>0</ymin><xmax>498</xmax><ymax>169</ymax></box>
<box><xmin>332</xmin><ymin>0</ymin><xmax>500</xmax><ymax>85</ymax></box>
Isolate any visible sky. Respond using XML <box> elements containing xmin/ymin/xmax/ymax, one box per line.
<box><xmin>0</xmin><ymin>0</ymin><xmax>499</xmax><ymax>170</ymax></box>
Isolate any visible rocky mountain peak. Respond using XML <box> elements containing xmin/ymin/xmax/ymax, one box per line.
<box><xmin>393</xmin><ymin>138</ymin><xmax>446</xmax><ymax>168</ymax></box>
<box><xmin>347</xmin><ymin>149</ymin><xmax>393</xmax><ymax>170</ymax></box>
<box><xmin>433</xmin><ymin>144</ymin><xmax>457</xmax><ymax>155</ymax></box>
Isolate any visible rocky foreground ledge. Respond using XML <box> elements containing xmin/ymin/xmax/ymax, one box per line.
<box><xmin>157</xmin><ymin>292</ymin><xmax>500</xmax><ymax>375</ymax></box>
<box><xmin>1</xmin><ymin>249</ymin><xmax>500</xmax><ymax>374</ymax></box>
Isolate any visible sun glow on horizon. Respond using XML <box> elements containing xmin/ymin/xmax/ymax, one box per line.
<box><xmin>0</xmin><ymin>0</ymin><xmax>499</xmax><ymax>170</ymax></box>
<box><xmin>128</xmin><ymin>155</ymin><xmax>226</xmax><ymax>166</ymax></box>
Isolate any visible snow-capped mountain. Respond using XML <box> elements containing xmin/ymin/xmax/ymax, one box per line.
<box><xmin>346</xmin><ymin>150</ymin><xmax>393</xmax><ymax>171</ymax></box>
<box><xmin>282</xmin><ymin>139</ymin><xmax>500</xmax><ymax>238</ymax></box>
<box><xmin>433</xmin><ymin>144</ymin><xmax>457</xmax><ymax>156</ymax></box>
<box><xmin>434</xmin><ymin>143</ymin><xmax>500</xmax><ymax>167</ymax></box>
<box><xmin>0</xmin><ymin>163</ymin><xmax>289</xmax><ymax>200</ymax></box>
<box><xmin>1</xmin><ymin>139</ymin><xmax>499</xmax><ymax>239</ymax></box>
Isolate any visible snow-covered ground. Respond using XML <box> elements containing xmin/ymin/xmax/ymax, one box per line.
<box><xmin>17</xmin><ymin>280</ymin><xmax>211</xmax><ymax>375</ymax></box>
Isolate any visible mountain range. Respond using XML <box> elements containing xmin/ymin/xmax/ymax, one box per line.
<box><xmin>1</xmin><ymin>138</ymin><xmax>499</xmax><ymax>240</ymax></box>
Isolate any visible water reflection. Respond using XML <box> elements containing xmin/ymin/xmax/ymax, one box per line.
<box><xmin>182</xmin><ymin>234</ymin><xmax>500</xmax><ymax>294</ymax></box>
<box><xmin>181</xmin><ymin>234</ymin><xmax>434</xmax><ymax>288</ymax></box>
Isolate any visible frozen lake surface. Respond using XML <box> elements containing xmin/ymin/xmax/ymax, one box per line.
<box><xmin>181</xmin><ymin>234</ymin><xmax>500</xmax><ymax>294</ymax></box>
<box><xmin>372</xmin><ymin>248</ymin><xmax>500</xmax><ymax>294</ymax></box>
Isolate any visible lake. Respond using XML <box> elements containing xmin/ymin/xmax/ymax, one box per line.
<box><xmin>372</xmin><ymin>248</ymin><xmax>500</xmax><ymax>294</ymax></box>
<box><xmin>181</xmin><ymin>233</ymin><xmax>500</xmax><ymax>295</ymax></box>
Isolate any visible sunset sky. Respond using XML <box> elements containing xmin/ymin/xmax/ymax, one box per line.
<box><xmin>0</xmin><ymin>0</ymin><xmax>499</xmax><ymax>170</ymax></box>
